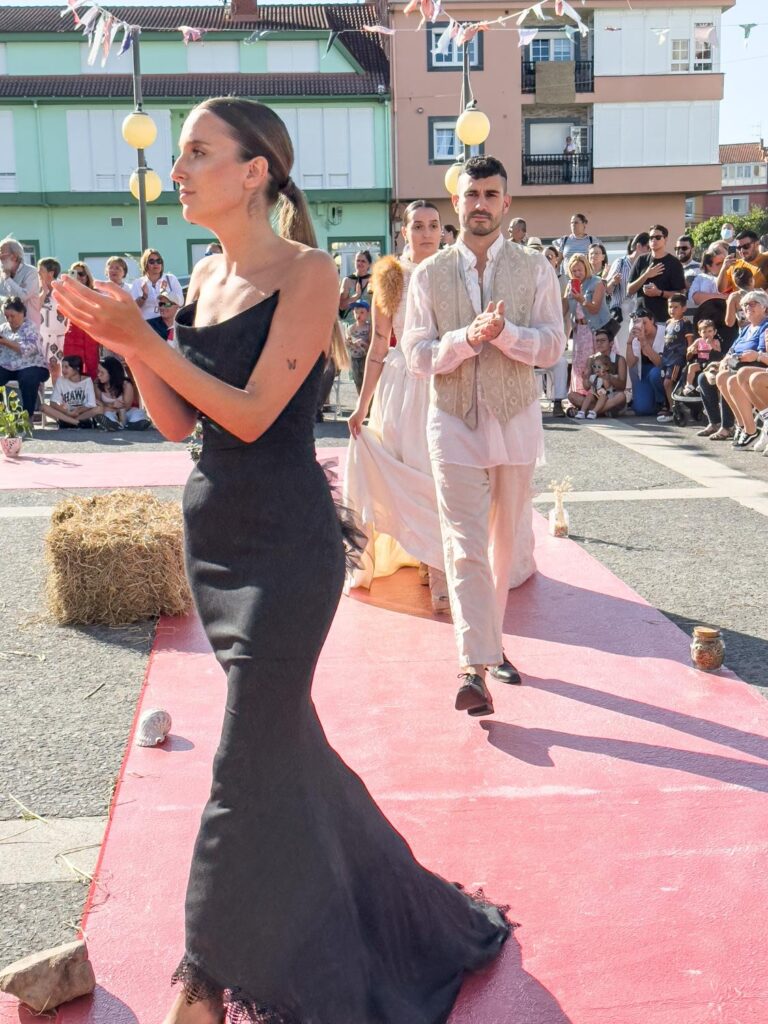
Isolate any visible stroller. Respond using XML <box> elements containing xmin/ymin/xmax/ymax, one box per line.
<box><xmin>671</xmin><ymin>299</ymin><xmax>738</xmax><ymax>427</ymax></box>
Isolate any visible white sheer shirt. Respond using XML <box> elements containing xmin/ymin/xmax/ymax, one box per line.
<box><xmin>401</xmin><ymin>234</ymin><xmax>566</xmax><ymax>468</ymax></box>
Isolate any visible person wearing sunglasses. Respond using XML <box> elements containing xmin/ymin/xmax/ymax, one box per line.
<box><xmin>130</xmin><ymin>249</ymin><xmax>184</xmax><ymax>338</ymax></box>
<box><xmin>62</xmin><ymin>262</ymin><xmax>100</xmax><ymax>378</ymax></box>
<box><xmin>627</xmin><ymin>223</ymin><xmax>686</xmax><ymax>325</ymax></box>
<box><xmin>716</xmin><ymin>229</ymin><xmax>768</xmax><ymax>295</ymax></box>
<box><xmin>156</xmin><ymin>291</ymin><xmax>180</xmax><ymax>348</ymax></box>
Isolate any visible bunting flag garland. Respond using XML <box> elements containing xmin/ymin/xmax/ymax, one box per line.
<box><xmin>518</xmin><ymin>28</ymin><xmax>539</xmax><ymax>48</ymax></box>
<box><xmin>362</xmin><ymin>24</ymin><xmax>396</xmax><ymax>36</ymax></box>
<box><xmin>118</xmin><ymin>25</ymin><xmax>133</xmax><ymax>56</ymax></box>
<box><xmin>740</xmin><ymin>23</ymin><xmax>757</xmax><ymax>46</ymax></box>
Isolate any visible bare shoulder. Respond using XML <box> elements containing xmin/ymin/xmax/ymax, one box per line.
<box><xmin>287</xmin><ymin>246</ymin><xmax>338</xmax><ymax>292</ymax></box>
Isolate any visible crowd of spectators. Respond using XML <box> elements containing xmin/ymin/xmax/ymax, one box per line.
<box><xmin>0</xmin><ymin>237</ymin><xmax>194</xmax><ymax>434</ymax></box>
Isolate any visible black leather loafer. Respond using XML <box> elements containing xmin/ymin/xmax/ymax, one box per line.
<box><xmin>489</xmin><ymin>655</ymin><xmax>522</xmax><ymax>685</ymax></box>
<box><xmin>455</xmin><ymin>673</ymin><xmax>494</xmax><ymax>716</ymax></box>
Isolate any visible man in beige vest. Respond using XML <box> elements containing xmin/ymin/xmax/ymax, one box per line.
<box><xmin>401</xmin><ymin>157</ymin><xmax>565</xmax><ymax>716</ymax></box>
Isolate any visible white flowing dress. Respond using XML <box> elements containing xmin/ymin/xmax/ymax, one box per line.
<box><xmin>344</xmin><ymin>257</ymin><xmax>445</xmax><ymax>589</ymax></box>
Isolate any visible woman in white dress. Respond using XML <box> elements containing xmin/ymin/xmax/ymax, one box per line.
<box><xmin>344</xmin><ymin>201</ymin><xmax>448</xmax><ymax>607</ymax></box>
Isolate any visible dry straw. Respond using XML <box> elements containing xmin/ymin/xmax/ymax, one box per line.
<box><xmin>45</xmin><ymin>491</ymin><xmax>192</xmax><ymax>626</ymax></box>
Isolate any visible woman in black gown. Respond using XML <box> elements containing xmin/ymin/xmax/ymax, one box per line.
<box><xmin>53</xmin><ymin>98</ymin><xmax>510</xmax><ymax>1024</ymax></box>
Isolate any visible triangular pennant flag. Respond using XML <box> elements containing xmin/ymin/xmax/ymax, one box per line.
<box><xmin>118</xmin><ymin>24</ymin><xmax>133</xmax><ymax>55</ymax></box>
<box><xmin>434</xmin><ymin>19</ymin><xmax>455</xmax><ymax>56</ymax></box>
<box><xmin>362</xmin><ymin>24</ymin><xmax>396</xmax><ymax>35</ymax></box>
<box><xmin>518</xmin><ymin>27</ymin><xmax>539</xmax><ymax>47</ymax></box>
<box><xmin>403</xmin><ymin>0</ymin><xmax>420</xmax><ymax>15</ymax></box>
<box><xmin>179</xmin><ymin>25</ymin><xmax>204</xmax><ymax>45</ymax></box>
<box><xmin>652</xmin><ymin>28</ymin><xmax>670</xmax><ymax>45</ymax></box>
<box><xmin>432</xmin><ymin>0</ymin><xmax>444</xmax><ymax>23</ymax></box>
<box><xmin>564</xmin><ymin>25</ymin><xmax>578</xmax><ymax>41</ymax></box>
<box><xmin>740</xmin><ymin>23</ymin><xmax>757</xmax><ymax>46</ymax></box>
<box><xmin>86</xmin><ymin>10</ymin><xmax>105</xmax><ymax>65</ymax></box>
<box><xmin>78</xmin><ymin>5</ymin><xmax>100</xmax><ymax>34</ymax></box>
<box><xmin>516</xmin><ymin>7</ymin><xmax>532</xmax><ymax>27</ymax></box>
<box><xmin>560</xmin><ymin>0</ymin><xmax>588</xmax><ymax>31</ymax></box>
<box><xmin>531</xmin><ymin>2</ymin><xmax>550</xmax><ymax>20</ymax></box>
<box><xmin>555</xmin><ymin>0</ymin><xmax>564</xmax><ymax>14</ymax></box>
<box><xmin>324</xmin><ymin>30</ymin><xmax>339</xmax><ymax>55</ymax></box>
<box><xmin>101</xmin><ymin>13</ymin><xmax>115</xmax><ymax>65</ymax></box>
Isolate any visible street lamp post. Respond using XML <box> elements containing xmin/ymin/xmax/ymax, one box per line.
<box><xmin>444</xmin><ymin>36</ymin><xmax>491</xmax><ymax>196</ymax></box>
<box><xmin>122</xmin><ymin>27</ymin><xmax>161</xmax><ymax>253</ymax></box>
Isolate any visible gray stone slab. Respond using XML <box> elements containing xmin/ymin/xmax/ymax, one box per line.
<box><xmin>0</xmin><ymin>882</ymin><xmax>86</xmax><ymax>969</ymax></box>
<box><xmin>565</xmin><ymin>497</ymin><xmax>768</xmax><ymax>690</ymax></box>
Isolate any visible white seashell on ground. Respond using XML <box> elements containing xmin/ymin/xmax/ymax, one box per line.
<box><xmin>136</xmin><ymin>708</ymin><xmax>172</xmax><ymax>747</ymax></box>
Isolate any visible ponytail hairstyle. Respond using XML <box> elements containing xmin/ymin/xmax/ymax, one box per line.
<box><xmin>196</xmin><ymin>97</ymin><xmax>316</xmax><ymax>247</ymax></box>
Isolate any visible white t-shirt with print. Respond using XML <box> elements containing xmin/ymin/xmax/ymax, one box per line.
<box><xmin>51</xmin><ymin>375</ymin><xmax>96</xmax><ymax>412</ymax></box>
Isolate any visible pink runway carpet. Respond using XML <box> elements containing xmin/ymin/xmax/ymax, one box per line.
<box><xmin>0</xmin><ymin>450</ymin><xmax>192</xmax><ymax>490</ymax></box>
<box><xmin>3</xmin><ymin>452</ymin><xmax>768</xmax><ymax>1022</ymax></box>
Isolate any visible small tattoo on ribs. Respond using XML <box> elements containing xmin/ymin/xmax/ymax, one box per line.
<box><xmin>287</xmin><ymin>358</ymin><xmax>297</xmax><ymax>370</ymax></box>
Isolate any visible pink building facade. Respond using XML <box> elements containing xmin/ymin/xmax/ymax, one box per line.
<box><xmin>390</xmin><ymin>0</ymin><xmax>732</xmax><ymax>245</ymax></box>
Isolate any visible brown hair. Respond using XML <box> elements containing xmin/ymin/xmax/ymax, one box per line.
<box><xmin>106</xmin><ymin>256</ymin><xmax>129</xmax><ymax>278</ymax></box>
<box><xmin>69</xmin><ymin>261</ymin><xmax>94</xmax><ymax>289</ymax></box>
<box><xmin>402</xmin><ymin>200</ymin><xmax>440</xmax><ymax>228</ymax></box>
<box><xmin>139</xmin><ymin>248</ymin><xmax>163</xmax><ymax>275</ymax></box>
<box><xmin>196</xmin><ymin>96</ymin><xmax>316</xmax><ymax>247</ymax></box>
<box><xmin>697</xmin><ymin>319</ymin><xmax>715</xmax><ymax>332</ymax></box>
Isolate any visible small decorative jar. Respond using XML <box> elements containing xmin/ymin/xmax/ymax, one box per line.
<box><xmin>690</xmin><ymin>626</ymin><xmax>725</xmax><ymax>672</ymax></box>
<box><xmin>0</xmin><ymin>436</ymin><xmax>22</xmax><ymax>459</ymax></box>
<box><xmin>548</xmin><ymin>499</ymin><xmax>570</xmax><ymax>538</ymax></box>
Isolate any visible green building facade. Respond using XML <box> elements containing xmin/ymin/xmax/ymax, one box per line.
<box><xmin>0</xmin><ymin>4</ymin><xmax>392</xmax><ymax>280</ymax></box>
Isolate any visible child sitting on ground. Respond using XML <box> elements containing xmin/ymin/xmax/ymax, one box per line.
<box><xmin>41</xmin><ymin>354</ymin><xmax>99</xmax><ymax>428</ymax></box>
<box><xmin>574</xmin><ymin>352</ymin><xmax>615</xmax><ymax>420</ymax></box>
<box><xmin>657</xmin><ymin>293</ymin><xmax>694</xmax><ymax>423</ymax></box>
<box><xmin>683</xmin><ymin>319</ymin><xmax>722</xmax><ymax>395</ymax></box>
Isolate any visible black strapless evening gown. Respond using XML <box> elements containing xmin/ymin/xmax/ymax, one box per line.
<box><xmin>173</xmin><ymin>294</ymin><xmax>509</xmax><ymax>1024</ymax></box>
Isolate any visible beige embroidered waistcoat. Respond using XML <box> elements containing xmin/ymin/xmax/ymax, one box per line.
<box><xmin>424</xmin><ymin>240</ymin><xmax>538</xmax><ymax>428</ymax></box>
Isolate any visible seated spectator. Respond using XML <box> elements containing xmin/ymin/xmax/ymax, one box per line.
<box><xmin>344</xmin><ymin>300</ymin><xmax>371</xmax><ymax>394</ymax></box>
<box><xmin>656</xmin><ymin>293</ymin><xmax>694</xmax><ymax>423</ymax></box>
<box><xmin>713</xmin><ymin>290</ymin><xmax>768</xmax><ymax>447</ymax></box>
<box><xmin>716</xmin><ymin>230</ymin><xmax>768</xmax><ymax>293</ymax></box>
<box><xmin>41</xmin><ymin>354</ymin><xmax>99</xmax><ymax>428</ymax></box>
<box><xmin>625</xmin><ymin>308</ymin><xmax>665</xmax><ymax>416</ymax></box>
<box><xmin>131</xmin><ymin>249</ymin><xmax>184</xmax><ymax>337</ymax></box>
<box><xmin>0</xmin><ymin>296</ymin><xmax>49</xmax><ymax>420</ymax></box>
<box><xmin>157</xmin><ymin>291</ymin><xmax>181</xmax><ymax>348</ymax></box>
<box><xmin>683</xmin><ymin>319</ymin><xmax>721</xmax><ymax>396</ymax></box>
<box><xmin>94</xmin><ymin>356</ymin><xmax>150</xmax><ymax>431</ymax></box>
<box><xmin>38</xmin><ymin>257</ymin><xmax>66</xmax><ymax>384</ymax></box>
<box><xmin>0</xmin><ymin>237</ymin><xmax>40</xmax><ymax>327</ymax></box>
<box><xmin>725</xmin><ymin>267</ymin><xmax>755</xmax><ymax>329</ymax></box>
<box><xmin>571</xmin><ymin>328</ymin><xmax>627</xmax><ymax>419</ymax></box>
<box><xmin>63</xmin><ymin>263</ymin><xmax>101</xmax><ymax>378</ymax></box>
<box><xmin>105</xmin><ymin>256</ymin><xmax>131</xmax><ymax>292</ymax></box>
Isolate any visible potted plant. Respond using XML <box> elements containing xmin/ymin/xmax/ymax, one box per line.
<box><xmin>0</xmin><ymin>386</ymin><xmax>32</xmax><ymax>458</ymax></box>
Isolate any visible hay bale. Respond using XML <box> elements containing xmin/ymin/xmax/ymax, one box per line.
<box><xmin>45</xmin><ymin>490</ymin><xmax>193</xmax><ymax>626</ymax></box>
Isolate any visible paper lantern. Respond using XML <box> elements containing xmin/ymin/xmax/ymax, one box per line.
<box><xmin>455</xmin><ymin>108</ymin><xmax>491</xmax><ymax>147</ymax></box>
<box><xmin>129</xmin><ymin>169</ymin><xmax>163</xmax><ymax>203</ymax></box>
<box><xmin>122</xmin><ymin>111</ymin><xmax>158</xmax><ymax>150</ymax></box>
<box><xmin>444</xmin><ymin>162</ymin><xmax>463</xmax><ymax>195</ymax></box>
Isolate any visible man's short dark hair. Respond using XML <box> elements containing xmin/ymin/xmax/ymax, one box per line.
<box><xmin>676</xmin><ymin>235</ymin><xmax>693</xmax><ymax>246</ymax></box>
<box><xmin>462</xmin><ymin>156</ymin><xmax>508</xmax><ymax>191</ymax></box>
<box><xmin>736</xmin><ymin>229</ymin><xmax>759</xmax><ymax>244</ymax></box>
<box><xmin>634</xmin><ymin>306</ymin><xmax>656</xmax><ymax>322</ymax></box>
<box><xmin>649</xmin><ymin>224</ymin><xmax>669</xmax><ymax>238</ymax></box>
<box><xmin>443</xmin><ymin>224</ymin><xmax>457</xmax><ymax>237</ymax></box>
<box><xmin>62</xmin><ymin>354</ymin><xmax>84</xmax><ymax>374</ymax></box>
<box><xmin>669</xmin><ymin>293</ymin><xmax>687</xmax><ymax>305</ymax></box>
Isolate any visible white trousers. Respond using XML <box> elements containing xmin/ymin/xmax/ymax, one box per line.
<box><xmin>540</xmin><ymin>355</ymin><xmax>569</xmax><ymax>401</ymax></box>
<box><xmin>432</xmin><ymin>460</ymin><xmax>536</xmax><ymax>669</ymax></box>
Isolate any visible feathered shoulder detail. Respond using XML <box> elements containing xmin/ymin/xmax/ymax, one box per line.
<box><xmin>370</xmin><ymin>255</ymin><xmax>405</xmax><ymax>320</ymax></box>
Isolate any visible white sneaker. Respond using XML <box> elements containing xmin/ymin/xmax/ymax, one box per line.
<box><xmin>574</xmin><ymin>410</ymin><xmax>586</xmax><ymax>419</ymax></box>
<box><xmin>754</xmin><ymin>427</ymin><xmax>768</xmax><ymax>453</ymax></box>
<box><xmin>586</xmin><ymin>410</ymin><xmax>597</xmax><ymax>419</ymax></box>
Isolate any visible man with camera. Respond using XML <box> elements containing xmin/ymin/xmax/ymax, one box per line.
<box><xmin>716</xmin><ymin>229</ymin><xmax>768</xmax><ymax>294</ymax></box>
<box><xmin>0</xmin><ymin>237</ymin><xmax>40</xmax><ymax>328</ymax></box>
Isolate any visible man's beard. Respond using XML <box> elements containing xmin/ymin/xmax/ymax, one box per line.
<box><xmin>463</xmin><ymin>213</ymin><xmax>502</xmax><ymax>237</ymax></box>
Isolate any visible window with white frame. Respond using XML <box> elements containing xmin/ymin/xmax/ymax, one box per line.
<box><xmin>187</xmin><ymin>41</ymin><xmax>240</xmax><ymax>74</ymax></box>
<box><xmin>530</xmin><ymin>38</ymin><xmax>550</xmax><ymax>62</ymax></box>
<box><xmin>66</xmin><ymin>109</ymin><xmax>173</xmax><ymax>192</ymax></box>
<box><xmin>570</xmin><ymin>126</ymin><xmax>591</xmax><ymax>152</ymax></box>
<box><xmin>432</xmin><ymin>120</ymin><xmax>460</xmax><ymax>162</ymax></box>
<box><xmin>723</xmin><ymin>196</ymin><xmax>747</xmax><ymax>215</ymax></box>
<box><xmin>0</xmin><ymin>112</ymin><xmax>17</xmax><ymax>192</ymax></box>
<box><xmin>693</xmin><ymin>25</ymin><xmax>713</xmax><ymax>72</ymax></box>
<box><xmin>427</xmin><ymin>25</ymin><xmax>481</xmax><ymax>69</ymax></box>
<box><xmin>552</xmin><ymin>38</ymin><xmax>573</xmax><ymax>61</ymax></box>
<box><xmin>671</xmin><ymin>39</ymin><xmax>690</xmax><ymax>73</ymax></box>
<box><xmin>265</xmin><ymin>40</ymin><xmax>319</xmax><ymax>73</ymax></box>
<box><xmin>0</xmin><ymin>43</ymin><xmax>7</xmax><ymax>76</ymax></box>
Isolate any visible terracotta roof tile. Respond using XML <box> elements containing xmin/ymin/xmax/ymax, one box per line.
<box><xmin>0</xmin><ymin>73</ymin><xmax>384</xmax><ymax>100</ymax></box>
<box><xmin>720</xmin><ymin>142</ymin><xmax>768</xmax><ymax>165</ymax></box>
<box><xmin>0</xmin><ymin>5</ymin><xmax>388</xmax><ymax>85</ymax></box>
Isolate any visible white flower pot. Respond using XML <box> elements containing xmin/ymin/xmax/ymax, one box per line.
<box><xmin>0</xmin><ymin>436</ymin><xmax>22</xmax><ymax>459</ymax></box>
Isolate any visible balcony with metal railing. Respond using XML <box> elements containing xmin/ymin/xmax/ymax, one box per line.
<box><xmin>521</xmin><ymin>152</ymin><xmax>593</xmax><ymax>186</ymax></box>
<box><xmin>521</xmin><ymin>59</ymin><xmax>594</xmax><ymax>94</ymax></box>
